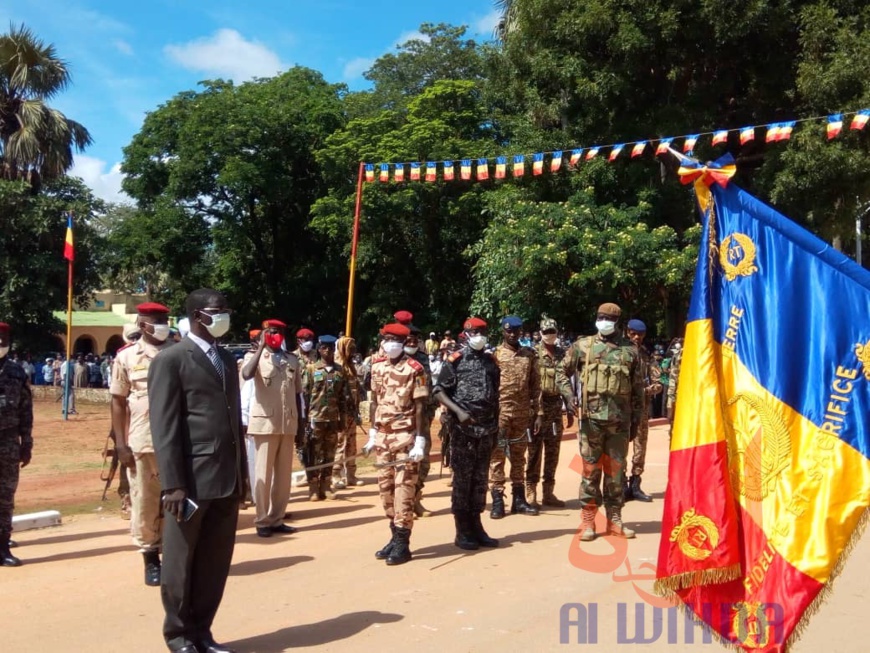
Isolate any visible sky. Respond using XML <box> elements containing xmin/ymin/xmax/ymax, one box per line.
<box><xmin>0</xmin><ymin>0</ymin><xmax>501</xmax><ymax>203</ymax></box>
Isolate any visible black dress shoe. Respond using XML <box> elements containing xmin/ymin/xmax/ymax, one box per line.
<box><xmin>270</xmin><ymin>523</ymin><xmax>297</xmax><ymax>534</ymax></box>
<box><xmin>171</xmin><ymin>646</ymin><xmax>198</xmax><ymax>653</ymax></box>
<box><xmin>255</xmin><ymin>527</ymin><xmax>273</xmax><ymax>538</ymax></box>
<box><xmin>198</xmin><ymin>639</ymin><xmax>237</xmax><ymax>653</ymax></box>
<box><xmin>8</xmin><ymin>539</ymin><xmax>18</xmax><ymax>548</ymax></box>
<box><xmin>1</xmin><ymin>552</ymin><xmax>22</xmax><ymax>567</ymax></box>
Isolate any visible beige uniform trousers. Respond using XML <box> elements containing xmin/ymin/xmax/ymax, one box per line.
<box><xmin>130</xmin><ymin>452</ymin><xmax>163</xmax><ymax>551</ymax></box>
<box><xmin>252</xmin><ymin>432</ymin><xmax>294</xmax><ymax>528</ymax></box>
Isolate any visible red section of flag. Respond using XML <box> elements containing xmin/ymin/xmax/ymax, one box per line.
<box><xmin>64</xmin><ymin>215</ymin><xmax>74</xmax><ymax>262</ymax></box>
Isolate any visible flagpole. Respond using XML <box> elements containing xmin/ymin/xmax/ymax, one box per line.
<box><xmin>345</xmin><ymin>162</ymin><xmax>365</xmax><ymax>338</ymax></box>
<box><xmin>63</xmin><ymin>213</ymin><xmax>73</xmax><ymax>421</ymax></box>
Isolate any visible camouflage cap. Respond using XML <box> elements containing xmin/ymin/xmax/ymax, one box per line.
<box><xmin>540</xmin><ymin>314</ymin><xmax>558</xmax><ymax>332</ymax></box>
<box><xmin>597</xmin><ymin>302</ymin><xmax>621</xmax><ymax>318</ymax></box>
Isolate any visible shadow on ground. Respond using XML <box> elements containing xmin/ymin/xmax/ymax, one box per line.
<box><xmin>228</xmin><ymin>610</ymin><xmax>403</xmax><ymax>651</ymax></box>
<box><xmin>230</xmin><ymin>556</ymin><xmax>314</xmax><ymax>577</ymax></box>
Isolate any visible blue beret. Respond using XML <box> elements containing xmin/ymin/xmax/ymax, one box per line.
<box><xmin>502</xmin><ymin>316</ymin><xmax>524</xmax><ymax>329</ymax></box>
<box><xmin>627</xmin><ymin>319</ymin><xmax>647</xmax><ymax>332</ymax></box>
<box><xmin>318</xmin><ymin>335</ymin><xmax>337</xmax><ymax>345</ymax></box>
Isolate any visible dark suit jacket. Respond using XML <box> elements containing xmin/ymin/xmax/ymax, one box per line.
<box><xmin>148</xmin><ymin>337</ymin><xmax>246</xmax><ymax>501</ymax></box>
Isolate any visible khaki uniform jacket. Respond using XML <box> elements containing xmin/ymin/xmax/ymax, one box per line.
<box><xmin>495</xmin><ymin>344</ymin><xmax>540</xmax><ymax>418</ymax></box>
<box><xmin>247</xmin><ymin>350</ymin><xmax>302</xmax><ymax>436</ymax></box>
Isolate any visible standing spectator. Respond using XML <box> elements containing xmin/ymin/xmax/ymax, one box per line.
<box><xmin>20</xmin><ymin>355</ymin><xmax>34</xmax><ymax>385</ymax></box>
<box><xmin>87</xmin><ymin>354</ymin><xmax>102</xmax><ymax>388</ymax></box>
<box><xmin>439</xmin><ymin>330</ymin><xmax>455</xmax><ymax>353</ymax></box>
<box><xmin>101</xmin><ymin>355</ymin><xmax>111</xmax><ymax>388</ymax></box>
<box><xmin>42</xmin><ymin>358</ymin><xmax>54</xmax><ymax>385</ymax></box>
<box><xmin>425</xmin><ymin>332</ymin><xmax>440</xmax><ymax>357</ymax></box>
<box><xmin>73</xmin><ymin>355</ymin><xmax>87</xmax><ymax>388</ymax></box>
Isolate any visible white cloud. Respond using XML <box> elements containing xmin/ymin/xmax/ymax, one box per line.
<box><xmin>164</xmin><ymin>29</ymin><xmax>283</xmax><ymax>82</ymax></box>
<box><xmin>392</xmin><ymin>30</ymin><xmax>430</xmax><ymax>49</ymax></box>
<box><xmin>474</xmin><ymin>10</ymin><xmax>501</xmax><ymax>36</ymax></box>
<box><xmin>112</xmin><ymin>39</ymin><xmax>134</xmax><ymax>56</ymax></box>
<box><xmin>342</xmin><ymin>57</ymin><xmax>375</xmax><ymax>82</ymax></box>
<box><xmin>70</xmin><ymin>155</ymin><xmax>130</xmax><ymax>205</ymax></box>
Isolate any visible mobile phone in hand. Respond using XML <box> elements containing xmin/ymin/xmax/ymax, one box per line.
<box><xmin>182</xmin><ymin>497</ymin><xmax>199</xmax><ymax>522</ymax></box>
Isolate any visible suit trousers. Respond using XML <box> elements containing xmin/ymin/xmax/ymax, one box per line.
<box><xmin>251</xmin><ymin>432</ymin><xmax>293</xmax><ymax>528</ymax></box>
<box><xmin>161</xmin><ymin>495</ymin><xmax>239</xmax><ymax>650</ymax></box>
<box><xmin>130</xmin><ymin>452</ymin><xmax>163</xmax><ymax>551</ymax></box>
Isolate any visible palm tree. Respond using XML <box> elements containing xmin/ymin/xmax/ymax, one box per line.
<box><xmin>495</xmin><ymin>0</ymin><xmax>519</xmax><ymax>41</ymax></box>
<box><xmin>0</xmin><ymin>24</ymin><xmax>91</xmax><ymax>189</ymax></box>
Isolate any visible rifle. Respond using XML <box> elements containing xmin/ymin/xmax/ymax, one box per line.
<box><xmin>438</xmin><ymin>412</ymin><xmax>452</xmax><ymax>477</ymax></box>
<box><xmin>100</xmin><ymin>429</ymin><xmax>119</xmax><ymax>501</ymax></box>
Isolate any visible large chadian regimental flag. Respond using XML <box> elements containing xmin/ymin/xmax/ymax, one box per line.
<box><xmin>656</xmin><ymin>160</ymin><xmax>870</xmax><ymax>652</ymax></box>
<box><xmin>64</xmin><ymin>213</ymin><xmax>74</xmax><ymax>261</ymax></box>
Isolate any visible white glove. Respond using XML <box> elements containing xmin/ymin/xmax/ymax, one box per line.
<box><xmin>408</xmin><ymin>435</ymin><xmax>427</xmax><ymax>462</ymax></box>
<box><xmin>363</xmin><ymin>428</ymin><xmax>378</xmax><ymax>456</ymax></box>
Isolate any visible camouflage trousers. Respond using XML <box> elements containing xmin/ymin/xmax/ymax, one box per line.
<box><xmin>630</xmin><ymin>400</ymin><xmax>651</xmax><ymax>477</ymax></box>
<box><xmin>375</xmin><ymin>430</ymin><xmax>418</xmax><ymax>530</ymax></box>
<box><xmin>450</xmin><ymin>423</ymin><xmax>496</xmax><ymax>514</ymax></box>
<box><xmin>306</xmin><ymin>422</ymin><xmax>339</xmax><ymax>488</ymax></box>
<box><xmin>579</xmin><ymin>418</ymin><xmax>629</xmax><ymax>509</ymax></box>
<box><xmin>332</xmin><ymin>415</ymin><xmax>359</xmax><ymax>479</ymax></box>
<box><xmin>0</xmin><ymin>431</ymin><xmax>20</xmax><ymax>540</ymax></box>
<box><xmin>414</xmin><ymin>411</ymin><xmax>432</xmax><ymax>494</ymax></box>
<box><xmin>526</xmin><ymin>397</ymin><xmax>563</xmax><ymax>486</ymax></box>
<box><xmin>489</xmin><ymin>414</ymin><xmax>529</xmax><ymax>491</ymax></box>
<box><xmin>130</xmin><ymin>452</ymin><xmax>163</xmax><ymax>551</ymax></box>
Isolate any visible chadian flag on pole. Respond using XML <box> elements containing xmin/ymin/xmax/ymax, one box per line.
<box><xmin>851</xmin><ymin>110</ymin><xmax>869</xmax><ymax>131</ymax></box>
<box><xmin>532</xmin><ymin>152</ymin><xmax>544</xmax><ymax>175</ymax></box>
<box><xmin>551</xmin><ymin>151</ymin><xmax>563</xmax><ymax>172</ymax></box>
<box><xmin>443</xmin><ymin>160</ymin><xmax>454</xmax><ymax>181</ymax></box>
<box><xmin>712</xmin><ymin>130</ymin><xmax>729</xmax><ymax>146</ymax></box>
<box><xmin>495</xmin><ymin>156</ymin><xmax>506</xmax><ymax>179</ymax></box>
<box><xmin>513</xmin><ymin>154</ymin><xmax>526</xmax><ymax>177</ymax></box>
<box><xmin>827</xmin><ymin>114</ymin><xmax>843</xmax><ymax>139</ymax></box>
<box><xmin>64</xmin><ymin>213</ymin><xmax>74</xmax><ymax>261</ymax></box>
<box><xmin>656</xmin><ymin>153</ymin><xmax>870</xmax><ymax>652</ymax></box>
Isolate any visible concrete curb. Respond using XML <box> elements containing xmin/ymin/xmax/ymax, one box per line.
<box><xmin>12</xmin><ymin>510</ymin><xmax>62</xmax><ymax>532</ymax></box>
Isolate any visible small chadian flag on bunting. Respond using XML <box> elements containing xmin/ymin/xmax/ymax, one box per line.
<box><xmin>570</xmin><ymin>149</ymin><xmax>582</xmax><ymax>165</ymax></box>
<box><xmin>656</xmin><ymin>138</ymin><xmax>673</xmax><ymax>155</ymax></box>
<box><xmin>63</xmin><ymin>213</ymin><xmax>74</xmax><ymax>262</ymax></box>
<box><xmin>379</xmin><ymin>164</ymin><xmax>389</xmax><ymax>182</ymax></box>
<box><xmin>425</xmin><ymin>162</ymin><xmax>437</xmax><ymax>182</ymax></box>
<box><xmin>711</xmin><ymin>130</ymin><xmax>729</xmax><ymax>146</ymax></box>
<box><xmin>851</xmin><ymin>110</ymin><xmax>869</xmax><ymax>131</ymax></box>
<box><xmin>443</xmin><ymin>160</ymin><xmax>454</xmax><ymax>181</ymax></box>
<box><xmin>532</xmin><ymin>153</ymin><xmax>544</xmax><ymax>175</ymax></box>
<box><xmin>739</xmin><ymin>126</ymin><xmax>755</xmax><ymax>145</ymax></box>
<box><xmin>683</xmin><ymin>135</ymin><xmax>699</xmax><ymax>153</ymax></box>
<box><xmin>394</xmin><ymin>164</ymin><xmax>405</xmax><ymax>183</ymax></box>
<box><xmin>631</xmin><ymin>141</ymin><xmax>647</xmax><ymax>158</ymax></box>
<box><xmin>608</xmin><ymin>144</ymin><xmax>625</xmax><ymax>161</ymax></box>
<box><xmin>495</xmin><ymin>156</ymin><xmax>507</xmax><ymax>179</ymax></box>
<box><xmin>778</xmin><ymin>121</ymin><xmax>796</xmax><ymax>141</ymax></box>
<box><xmin>410</xmin><ymin>162</ymin><xmax>421</xmax><ymax>181</ymax></box>
<box><xmin>765</xmin><ymin>123</ymin><xmax>781</xmax><ymax>143</ymax></box>
<box><xmin>365</xmin><ymin>164</ymin><xmax>375</xmax><ymax>182</ymax></box>
<box><xmin>586</xmin><ymin>147</ymin><xmax>600</xmax><ymax>160</ymax></box>
<box><xmin>477</xmin><ymin>158</ymin><xmax>489</xmax><ymax>180</ymax></box>
<box><xmin>461</xmin><ymin>159</ymin><xmax>472</xmax><ymax>180</ymax></box>
<box><xmin>551</xmin><ymin>151</ymin><xmax>563</xmax><ymax>172</ymax></box>
<box><xmin>827</xmin><ymin>114</ymin><xmax>843</xmax><ymax>139</ymax></box>
<box><xmin>513</xmin><ymin>154</ymin><xmax>526</xmax><ymax>177</ymax></box>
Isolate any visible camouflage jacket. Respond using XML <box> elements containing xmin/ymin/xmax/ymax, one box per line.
<box><xmin>534</xmin><ymin>343</ymin><xmax>573</xmax><ymax>412</ymax></box>
<box><xmin>666</xmin><ymin>348</ymin><xmax>683</xmax><ymax>405</ymax></box>
<box><xmin>561</xmin><ymin>333</ymin><xmax>643</xmax><ymax>423</ymax></box>
<box><xmin>494</xmin><ymin>344</ymin><xmax>540</xmax><ymax>418</ymax></box>
<box><xmin>0</xmin><ymin>357</ymin><xmax>33</xmax><ymax>441</ymax></box>
<box><xmin>302</xmin><ymin>360</ymin><xmax>347</xmax><ymax>424</ymax></box>
<box><xmin>371</xmin><ymin>354</ymin><xmax>428</xmax><ymax>433</ymax></box>
<box><xmin>637</xmin><ymin>346</ymin><xmax>663</xmax><ymax>397</ymax></box>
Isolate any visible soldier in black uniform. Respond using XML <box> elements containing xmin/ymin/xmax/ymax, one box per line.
<box><xmin>433</xmin><ymin>317</ymin><xmax>500</xmax><ymax>550</ymax></box>
<box><xmin>0</xmin><ymin>322</ymin><xmax>33</xmax><ymax>567</ymax></box>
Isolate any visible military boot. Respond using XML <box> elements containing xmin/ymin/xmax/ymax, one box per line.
<box><xmin>542</xmin><ymin>482</ymin><xmax>566</xmax><ymax>508</ymax></box>
<box><xmin>524</xmin><ymin>482</ymin><xmax>539</xmax><ymax>509</ymax></box>
<box><xmin>623</xmin><ymin>479</ymin><xmax>634</xmax><ymax>502</ymax></box>
<box><xmin>510</xmin><ymin>483</ymin><xmax>539</xmax><ymax>515</ymax></box>
<box><xmin>308</xmin><ymin>484</ymin><xmax>320</xmax><ymax>502</ymax></box>
<box><xmin>386</xmin><ymin>527</ymin><xmax>412</xmax><ymax>566</ymax></box>
<box><xmin>0</xmin><ymin>541</ymin><xmax>21</xmax><ymax>567</ymax></box>
<box><xmin>143</xmin><ymin>550</ymin><xmax>161</xmax><ymax>586</ymax></box>
<box><xmin>579</xmin><ymin>506</ymin><xmax>597</xmax><ymax>542</ymax></box>
<box><xmin>375</xmin><ymin>523</ymin><xmax>397</xmax><ymax>560</ymax></box>
<box><xmin>490</xmin><ymin>489</ymin><xmax>506</xmax><ymax>520</ymax></box>
<box><xmin>606</xmin><ymin>505</ymin><xmax>636</xmax><ymax>538</ymax></box>
<box><xmin>413</xmin><ymin>490</ymin><xmax>431</xmax><ymax>517</ymax></box>
<box><xmin>325</xmin><ymin>476</ymin><xmax>338</xmax><ymax>500</ymax></box>
<box><xmin>332</xmin><ymin>475</ymin><xmax>346</xmax><ymax>490</ymax></box>
<box><xmin>317</xmin><ymin>476</ymin><xmax>328</xmax><ymax>501</ymax></box>
<box><xmin>470</xmin><ymin>512</ymin><xmax>499</xmax><ymax>548</ymax></box>
<box><xmin>453</xmin><ymin>512</ymin><xmax>480</xmax><ymax>551</ymax></box>
<box><xmin>629</xmin><ymin>475</ymin><xmax>653</xmax><ymax>502</ymax></box>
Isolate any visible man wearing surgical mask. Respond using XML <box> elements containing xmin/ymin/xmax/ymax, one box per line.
<box><xmin>294</xmin><ymin>328</ymin><xmax>318</xmax><ymax>366</ymax></box>
<box><xmin>110</xmin><ymin>302</ymin><xmax>175</xmax><ymax>586</ymax></box>
<box><xmin>561</xmin><ymin>303</ymin><xmax>643</xmax><ymax>541</ymax></box>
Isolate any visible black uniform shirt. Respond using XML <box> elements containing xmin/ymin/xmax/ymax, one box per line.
<box><xmin>435</xmin><ymin>346</ymin><xmax>500</xmax><ymax>426</ymax></box>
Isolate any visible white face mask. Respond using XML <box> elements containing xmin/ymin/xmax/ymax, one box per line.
<box><xmin>300</xmin><ymin>340</ymin><xmax>315</xmax><ymax>352</ymax></box>
<box><xmin>0</xmin><ymin>346</ymin><xmax>8</xmax><ymax>358</ymax></box>
<box><xmin>147</xmin><ymin>324</ymin><xmax>171</xmax><ymax>342</ymax></box>
<box><xmin>404</xmin><ymin>346</ymin><xmax>418</xmax><ymax>356</ymax></box>
<box><xmin>542</xmin><ymin>333</ymin><xmax>558</xmax><ymax>345</ymax></box>
<box><xmin>596</xmin><ymin>320</ymin><xmax>616</xmax><ymax>336</ymax></box>
<box><xmin>468</xmin><ymin>335</ymin><xmax>487</xmax><ymax>351</ymax></box>
<box><xmin>202</xmin><ymin>312</ymin><xmax>231</xmax><ymax>338</ymax></box>
<box><xmin>383</xmin><ymin>341</ymin><xmax>404</xmax><ymax>358</ymax></box>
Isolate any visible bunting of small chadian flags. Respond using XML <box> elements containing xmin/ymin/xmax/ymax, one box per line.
<box><xmin>362</xmin><ymin>109</ymin><xmax>869</xmax><ymax>183</ymax></box>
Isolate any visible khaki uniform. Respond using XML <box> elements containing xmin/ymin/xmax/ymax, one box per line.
<box><xmin>333</xmin><ymin>370</ymin><xmax>362</xmax><ymax>482</ymax></box>
<box><xmin>631</xmin><ymin>346</ymin><xmax>662</xmax><ymax>476</ymax></box>
<box><xmin>301</xmin><ymin>361</ymin><xmax>346</xmax><ymax>489</ymax></box>
<box><xmin>527</xmin><ymin>343</ymin><xmax>572</xmax><ymax>487</ymax></box>
<box><xmin>110</xmin><ymin>339</ymin><xmax>173</xmax><ymax>551</ymax></box>
<box><xmin>561</xmin><ymin>334</ymin><xmax>643</xmax><ymax>509</ymax></box>
<box><xmin>247</xmin><ymin>351</ymin><xmax>302</xmax><ymax>528</ymax></box>
<box><xmin>293</xmin><ymin>347</ymin><xmax>317</xmax><ymax>367</ymax></box>
<box><xmin>371</xmin><ymin>355</ymin><xmax>428</xmax><ymax>529</ymax></box>
<box><xmin>490</xmin><ymin>344</ymin><xmax>540</xmax><ymax>491</ymax></box>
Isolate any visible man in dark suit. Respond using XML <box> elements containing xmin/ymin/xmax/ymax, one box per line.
<box><xmin>149</xmin><ymin>289</ymin><xmax>246</xmax><ymax>653</ymax></box>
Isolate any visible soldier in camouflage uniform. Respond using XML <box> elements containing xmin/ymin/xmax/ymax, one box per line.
<box><xmin>301</xmin><ymin>335</ymin><xmax>347</xmax><ymax>501</ymax></box>
<box><xmin>623</xmin><ymin>319</ymin><xmax>662</xmax><ymax>503</ymax></box>
<box><xmin>526</xmin><ymin>316</ymin><xmax>575</xmax><ymax>509</ymax></box>
<box><xmin>405</xmin><ymin>323</ymin><xmax>435</xmax><ymax>518</ymax></box>
<box><xmin>332</xmin><ymin>337</ymin><xmax>364</xmax><ymax>489</ymax></box>
<box><xmin>561</xmin><ymin>303</ymin><xmax>643</xmax><ymax>540</ymax></box>
<box><xmin>0</xmin><ymin>322</ymin><xmax>33</xmax><ymax>567</ymax></box>
<box><xmin>666</xmin><ymin>339</ymin><xmax>683</xmax><ymax>438</ymax></box>
<box><xmin>489</xmin><ymin>316</ymin><xmax>541</xmax><ymax>519</ymax></box>
<box><xmin>365</xmin><ymin>322</ymin><xmax>428</xmax><ymax>566</ymax></box>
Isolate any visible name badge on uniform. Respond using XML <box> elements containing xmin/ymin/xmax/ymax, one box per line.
<box><xmin>314</xmin><ymin>370</ymin><xmax>325</xmax><ymax>381</ymax></box>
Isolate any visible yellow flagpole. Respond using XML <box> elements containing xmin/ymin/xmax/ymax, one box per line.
<box><xmin>345</xmin><ymin>162</ymin><xmax>365</xmax><ymax>338</ymax></box>
<box><xmin>63</xmin><ymin>213</ymin><xmax>74</xmax><ymax>420</ymax></box>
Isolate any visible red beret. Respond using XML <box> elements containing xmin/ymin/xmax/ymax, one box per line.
<box><xmin>0</xmin><ymin>322</ymin><xmax>9</xmax><ymax>334</ymax></box>
<box><xmin>380</xmin><ymin>323</ymin><xmax>410</xmax><ymax>338</ymax></box>
<box><xmin>136</xmin><ymin>302</ymin><xmax>170</xmax><ymax>316</ymax></box>
<box><xmin>262</xmin><ymin>319</ymin><xmax>287</xmax><ymax>329</ymax></box>
<box><xmin>296</xmin><ymin>328</ymin><xmax>315</xmax><ymax>339</ymax></box>
<box><xmin>463</xmin><ymin>317</ymin><xmax>487</xmax><ymax>330</ymax></box>
<box><xmin>249</xmin><ymin>329</ymin><xmax>262</xmax><ymax>339</ymax></box>
<box><xmin>393</xmin><ymin>310</ymin><xmax>414</xmax><ymax>325</ymax></box>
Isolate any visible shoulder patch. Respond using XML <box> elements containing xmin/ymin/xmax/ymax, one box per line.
<box><xmin>117</xmin><ymin>343</ymin><xmax>133</xmax><ymax>353</ymax></box>
<box><xmin>407</xmin><ymin>357</ymin><xmax>424</xmax><ymax>372</ymax></box>
<box><xmin>448</xmin><ymin>351</ymin><xmax>462</xmax><ymax>363</ymax></box>
<box><xmin>372</xmin><ymin>354</ymin><xmax>387</xmax><ymax>364</ymax></box>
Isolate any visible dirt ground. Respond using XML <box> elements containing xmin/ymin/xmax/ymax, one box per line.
<box><xmin>6</xmin><ymin>401</ymin><xmax>868</xmax><ymax>652</ymax></box>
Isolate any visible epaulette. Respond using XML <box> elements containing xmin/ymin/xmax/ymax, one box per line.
<box><xmin>448</xmin><ymin>351</ymin><xmax>462</xmax><ymax>363</ymax></box>
<box><xmin>116</xmin><ymin>343</ymin><xmax>133</xmax><ymax>353</ymax></box>
<box><xmin>407</xmin><ymin>357</ymin><xmax>424</xmax><ymax>372</ymax></box>
<box><xmin>371</xmin><ymin>354</ymin><xmax>387</xmax><ymax>364</ymax></box>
